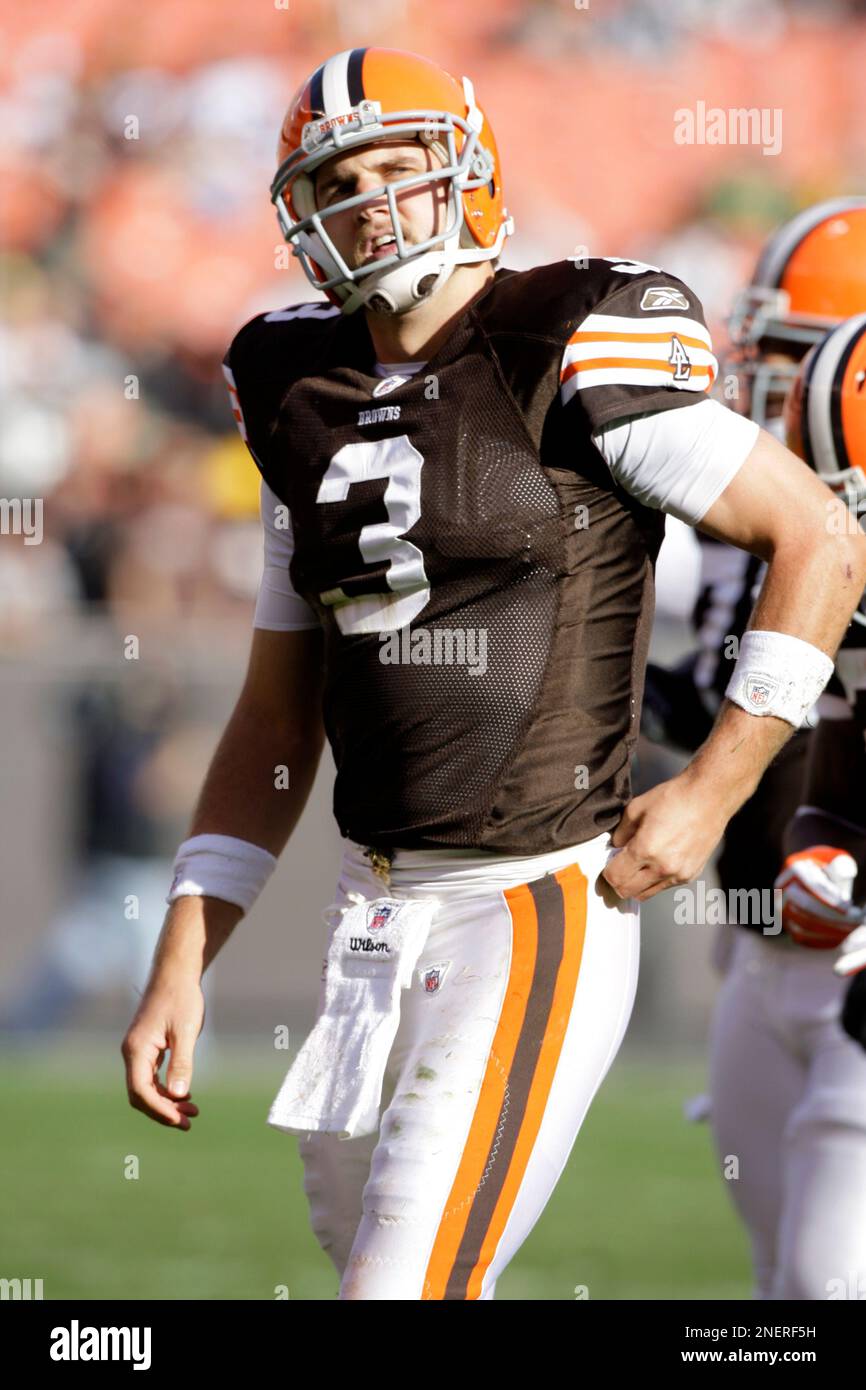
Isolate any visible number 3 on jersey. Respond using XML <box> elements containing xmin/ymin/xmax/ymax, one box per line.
<box><xmin>316</xmin><ymin>435</ymin><xmax>431</xmax><ymax>635</ymax></box>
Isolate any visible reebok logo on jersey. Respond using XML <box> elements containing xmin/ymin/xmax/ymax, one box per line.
<box><xmin>640</xmin><ymin>286</ymin><xmax>690</xmax><ymax>311</ymax></box>
<box><xmin>358</xmin><ymin>404</ymin><xmax>401</xmax><ymax>425</ymax></box>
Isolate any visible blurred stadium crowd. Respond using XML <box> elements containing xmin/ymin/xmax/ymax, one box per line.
<box><xmin>2</xmin><ymin>0</ymin><xmax>866</xmax><ymax>1031</ymax></box>
<box><xmin>4</xmin><ymin>0</ymin><xmax>866</xmax><ymax>629</ymax></box>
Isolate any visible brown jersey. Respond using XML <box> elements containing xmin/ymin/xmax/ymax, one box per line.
<box><xmin>223</xmin><ymin>258</ymin><xmax>714</xmax><ymax>853</ymax></box>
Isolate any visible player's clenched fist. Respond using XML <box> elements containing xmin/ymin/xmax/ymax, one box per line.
<box><xmin>773</xmin><ymin>846</ymin><xmax>863</xmax><ymax>949</ymax></box>
<box><xmin>601</xmin><ymin>772</ymin><xmax>729</xmax><ymax>902</ymax></box>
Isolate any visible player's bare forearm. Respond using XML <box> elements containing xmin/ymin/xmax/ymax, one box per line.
<box><xmin>186</xmin><ymin>693</ymin><xmax>326</xmax><ymax>857</ymax></box>
<box><xmin>670</xmin><ymin>516</ymin><xmax>864</xmax><ymax>803</ymax></box>
<box><xmin>183</xmin><ymin>625</ymin><xmax>326</xmax><ymax>857</ymax></box>
<box><xmin>697</xmin><ymin>425</ymin><xmax>866</xmax><ymax>645</ymax></box>
<box><xmin>148</xmin><ymin>893</ymin><xmax>243</xmax><ymax>984</ymax></box>
<box><xmin>602</xmin><ymin>427</ymin><xmax>866</xmax><ymax>903</ymax></box>
<box><xmin>122</xmin><ymin>630</ymin><xmax>326</xmax><ymax>1128</ymax></box>
<box><xmin>676</xmin><ymin>512</ymin><xmax>866</xmax><ymax>813</ymax></box>
<box><xmin>162</xmin><ymin>625</ymin><xmax>325</xmax><ymax>974</ymax></box>
<box><xmin>148</xmin><ymin>702</ymin><xmax>325</xmax><ymax>979</ymax></box>
<box><xmin>681</xmin><ymin>700</ymin><xmax>792</xmax><ymax>817</ymax></box>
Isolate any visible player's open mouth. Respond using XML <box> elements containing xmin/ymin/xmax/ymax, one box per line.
<box><xmin>361</xmin><ymin>234</ymin><xmax>399</xmax><ymax>264</ymax></box>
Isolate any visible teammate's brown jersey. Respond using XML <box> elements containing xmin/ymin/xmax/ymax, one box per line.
<box><xmin>223</xmin><ymin>258</ymin><xmax>713</xmax><ymax>853</ymax></box>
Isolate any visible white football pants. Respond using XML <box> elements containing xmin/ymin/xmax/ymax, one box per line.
<box><xmin>708</xmin><ymin>928</ymin><xmax>866</xmax><ymax>1300</ymax></box>
<box><xmin>297</xmin><ymin>831</ymin><xmax>639</xmax><ymax>1300</ymax></box>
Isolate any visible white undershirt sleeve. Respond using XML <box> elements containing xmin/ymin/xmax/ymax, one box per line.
<box><xmin>591</xmin><ymin>397</ymin><xmax>760</xmax><ymax>525</ymax></box>
<box><xmin>253</xmin><ymin>479</ymin><xmax>321</xmax><ymax>631</ymax></box>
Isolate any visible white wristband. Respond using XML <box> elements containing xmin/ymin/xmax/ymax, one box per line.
<box><xmin>167</xmin><ymin>833</ymin><xmax>278</xmax><ymax>914</ymax></box>
<box><xmin>725</xmin><ymin>629</ymin><xmax>835</xmax><ymax>728</ymax></box>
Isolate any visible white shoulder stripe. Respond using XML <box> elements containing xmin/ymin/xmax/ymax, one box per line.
<box><xmin>562</xmin><ymin>339</ymin><xmax>717</xmax><ymax>369</ymax></box>
<box><xmin>561</xmin><ymin>365</ymin><xmax>714</xmax><ymax>405</ymax></box>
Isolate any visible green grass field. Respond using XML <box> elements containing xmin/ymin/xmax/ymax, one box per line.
<box><xmin>1</xmin><ymin>1048</ymin><xmax>752</xmax><ymax>1300</ymax></box>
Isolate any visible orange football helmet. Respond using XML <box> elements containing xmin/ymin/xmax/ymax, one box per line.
<box><xmin>784</xmin><ymin>311</ymin><xmax>866</xmax><ymax>626</ymax></box>
<box><xmin>727</xmin><ymin>197</ymin><xmax>866</xmax><ymax>428</ymax></box>
<box><xmin>271</xmin><ymin>47</ymin><xmax>513</xmax><ymax>315</ymax></box>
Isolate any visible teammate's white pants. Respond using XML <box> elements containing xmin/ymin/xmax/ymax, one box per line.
<box><xmin>297</xmin><ymin>831</ymin><xmax>639</xmax><ymax>1300</ymax></box>
<box><xmin>708</xmin><ymin>928</ymin><xmax>866</xmax><ymax>1300</ymax></box>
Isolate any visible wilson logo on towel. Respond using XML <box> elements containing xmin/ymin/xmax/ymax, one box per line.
<box><xmin>349</xmin><ymin>938</ymin><xmax>391</xmax><ymax>953</ymax></box>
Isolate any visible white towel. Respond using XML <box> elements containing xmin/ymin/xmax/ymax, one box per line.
<box><xmin>268</xmin><ymin>892</ymin><xmax>438</xmax><ymax>1140</ymax></box>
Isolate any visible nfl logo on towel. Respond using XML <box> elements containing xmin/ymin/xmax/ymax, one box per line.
<box><xmin>368</xmin><ymin>902</ymin><xmax>398</xmax><ymax>932</ymax></box>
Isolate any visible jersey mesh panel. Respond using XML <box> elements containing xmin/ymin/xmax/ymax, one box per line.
<box><xmin>293</xmin><ymin>353</ymin><xmax>563</xmax><ymax>849</ymax></box>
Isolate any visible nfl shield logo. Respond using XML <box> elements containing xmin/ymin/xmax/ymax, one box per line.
<box><xmin>745</xmin><ymin>674</ymin><xmax>778</xmax><ymax>708</ymax></box>
<box><xmin>372</xmin><ymin>374</ymin><xmax>410</xmax><ymax>397</ymax></box>
<box><xmin>419</xmin><ymin>961</ymin><xmax>451</xmax><ymax>993</ymax></box>
<box><xmin>368</xmin><ymin>902</ymin><xmax>396</xmax><ymax>932</ymax></box>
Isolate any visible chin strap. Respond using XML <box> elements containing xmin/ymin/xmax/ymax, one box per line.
<box><xmin>296</xmin><ymin>214</ymin><xmax>461</xmax><ymax>317</ymax></box>
<box><xmin>341</xmin><ymin>241</ymin><xmax>459</xmax><ymax>316</ymax></box>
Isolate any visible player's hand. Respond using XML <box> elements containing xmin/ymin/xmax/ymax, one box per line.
<box><xmin>601</xmin><ymin>771</ymin><xmax>729</xmax><ymax>902</ymax></box>
<box><xmin>121</xmin><ymin>976</ymin><xmax>204</xmax><ymax>1130</ymax></box>
<box><xmin>841</xmin><ymin>969</ymin><xmax>866</xmax><ymax>1050</ymax></box>
<box><xmin>773</xmin><ymin>846</ymin><xmax>863</xmax><ymax>949</ymax></box>
<box><xmin>834</xmin><ymin>922</ymin><xmax>866</xmax><ymax>977</ymax></box>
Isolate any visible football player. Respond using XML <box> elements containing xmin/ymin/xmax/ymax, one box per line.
<box><xmin>121</xmin><ymin>49</ymin><xmax>866</xmax><ymax>1300</ymax></box>
<box><xmin>708</xmin><ymin>312</ymin><xmax>866</xmax><ymax>1301</ymax></box>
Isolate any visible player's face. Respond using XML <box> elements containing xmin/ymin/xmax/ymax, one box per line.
<box><xmin>731</xmin><ymin>345</ymin><xmax>801</xmax><ymax>434</ymax></box>
<box><xmin>313</xmin><ymin>139</ymin><xmax>448</xmax><ymax>271</ymax></box>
